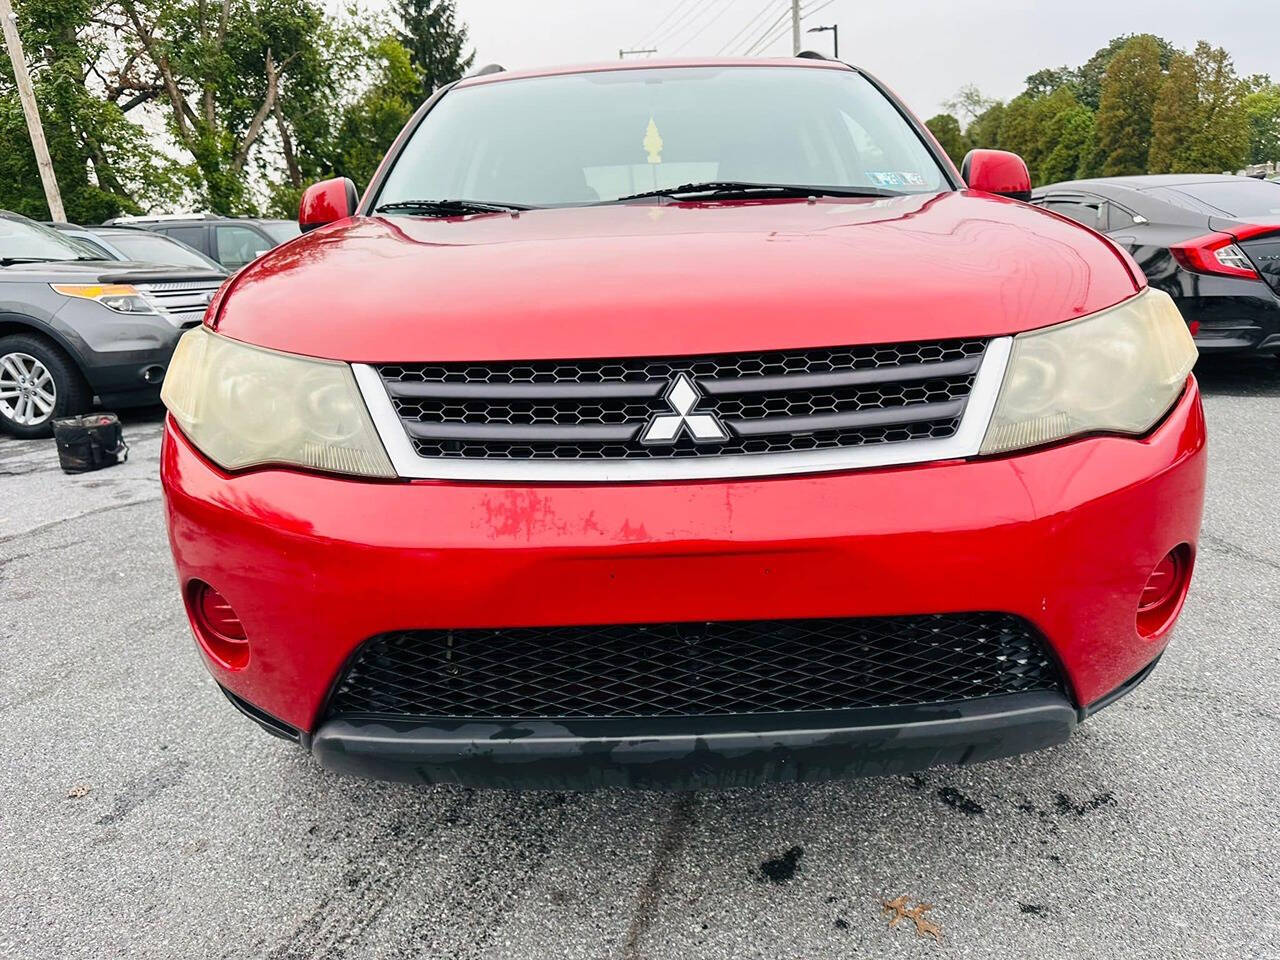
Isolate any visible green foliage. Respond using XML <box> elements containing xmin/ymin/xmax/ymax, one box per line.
<box><xmin>966</xmin><ymin>102</ymin><xmax>1005</xmax><ymax>150</ymax></box>
<box><xmin>0</xmin><ymin>0</ymin><xmax>176</xmax><ymax>221</ymax></box>
<box><xmin>1149</xmin><ymin>43</ymin><xmax>1250</xmax><ymax>174</ymax></box>
<box><xmin>394</xmin><ymin>0</ymin><xmax>474</xmax><ymax>100</ymax></box>
<box><xmin>1243</xmin><ymin>81</ymin><xmax>1280</xmax><ymax>165</ymax></box>
<box><xmin>1076</xmin><ymin>33</ymin><xmax>1175</xmax><ymax>111</ymax></box>
<box><xmin>1095</xmin><ymin>35</ymin><xmax>1165</xmax><ymax>176</ymax></box>
<box><xmin>925</xmin><ymin>114</ymin><xmax>968</xmax><ymax>167</ymax></box>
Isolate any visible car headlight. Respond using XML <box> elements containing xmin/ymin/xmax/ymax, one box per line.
<box><xmin>161</xmin><ymin>325</ymin><xmax>395</xmax><ymax>478</ymax></box>
<box><xmin>981</xmin><ymin>287</ymin><xmax>1197</xmax><ymax>455</ymax></box>
<box><xmin>51</xmin><ymin>283</ymin><xmax>159</xmax><ymax>315</ymax></box>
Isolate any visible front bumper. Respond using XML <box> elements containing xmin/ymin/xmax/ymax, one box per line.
<box><xmin>50</xmin><ymin>300</ymin><xmax>184</xmax><ymax>406</ymax></box>
<box><xmin>162</xmin><ymin>379</ymin><xmax>1206</xmax><ymax>786</ymax></box>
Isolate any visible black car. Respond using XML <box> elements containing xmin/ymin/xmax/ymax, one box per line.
<box><xmin>1031</xmin><ymin>175</ymin><xmax>1280</xmax><ymax>359</ymax></box>
<box><xmin>102</xmin><ymin>214</ymin><xmax>300</xmax><ymax>271</ymax></box>
<box><xmin>0</xmin><ymin>211</ymin><xmax>225</xmax><ymax>437</ymax></box>
<box><xmin>46</xmin><ymin>222</ymin><xmax>226</xmax><ymax>273</ymax></box>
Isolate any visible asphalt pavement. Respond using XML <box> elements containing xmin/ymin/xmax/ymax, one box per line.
<box><xmin>1</xmin><ymin>358</ymin><xmax>1278</xmax><ymax>960</ymax></box>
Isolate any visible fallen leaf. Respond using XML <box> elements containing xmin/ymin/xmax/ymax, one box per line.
<box><xmin>882</xmin><ymin>895</ymin><xmax>942</xmax><ymax>942</ymax></box>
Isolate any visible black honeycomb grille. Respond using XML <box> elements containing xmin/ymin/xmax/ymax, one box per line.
<box><xmin>377</xmin><ymin>339</ymin><xmax>986</xmax><ymax>460</ymax></box>
<box><xmin>326</xmin><ymin>614</ymin><xmax>1061</xmax><ymax>720</ymax></box>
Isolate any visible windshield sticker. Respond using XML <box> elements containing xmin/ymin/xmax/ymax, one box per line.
<box><xmin>644</xmin><ymin>117</ymin><xmax>664</xmax><ymax>164</ymax></box>
<box><xmin>868</xmin><ymin>171</ymin><xmax>926</xmax><ymax>188</ymax></box>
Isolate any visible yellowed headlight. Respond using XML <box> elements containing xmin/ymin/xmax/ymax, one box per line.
<box><xmin>161</xmin><ymin>325</ymin><xmax>395</xmax><ymax>478</ymax></box>
<box><xmin>981</xmin><ymin>288</ymin><xmax>1197</xmax><ymax>455</ymax></box>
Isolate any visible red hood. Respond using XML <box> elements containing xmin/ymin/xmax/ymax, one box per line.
<box><xmin>213</xmin><ymin>192</ymin><xmax>1141</xmax><ymax>362</ymax></box>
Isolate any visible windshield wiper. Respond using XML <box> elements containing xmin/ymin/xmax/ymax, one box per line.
<box><xmin>612</xmin><ymin>181</ymin><xmax>904</xmax><ymax>203</ymax></box>
<box><xmin>374</xmin><ymin>199</ymin><xmax>533</xmax><ymax>216</ymax></box>
<box><xmin>0</xmin><ymin>256</ymin><xmax>75</xmax><ymax>266</ymax></box>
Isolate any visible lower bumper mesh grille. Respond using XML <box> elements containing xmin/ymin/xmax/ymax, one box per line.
<box><xmin>326</xmin><ymin>614</ymin><xmax>1062</xmax><ymax>720</ymax></box>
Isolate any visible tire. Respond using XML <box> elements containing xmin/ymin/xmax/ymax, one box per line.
<box><xmin>0</xmin><ymin>333</ymin><xmax>92</xmax><ymax>439</ymax></box>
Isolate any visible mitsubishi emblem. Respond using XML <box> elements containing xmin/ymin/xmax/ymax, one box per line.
<box><xmin>640</xmin><ymin>374</ymin><xmax>728</xmax><ymax>445</ymax></box>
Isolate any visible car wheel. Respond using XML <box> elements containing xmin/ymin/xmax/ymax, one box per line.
<box><xmin>0</xmin><ymin>333</ymin><xmax>92</xmax><ymax>439</ymax></box>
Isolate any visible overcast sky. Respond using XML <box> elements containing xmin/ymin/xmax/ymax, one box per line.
<box><xmin>432</xmin><ymin>0</ymin><xmax>1275</xmax><ymax>118</ymax></box>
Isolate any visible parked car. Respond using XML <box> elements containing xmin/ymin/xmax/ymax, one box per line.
<box><xmin>159</xmin><ymin>58</ymin><xmax>1205</xmax><ymax>788</ymax></box>
<box><xmin>0</xmin><ymin>211</ymin><xmax>225</xmax><ymax>437</ymax></box>
<box><xmin>103</xmin><ymin>214</ymin><xmax>300</xmax><ymax>271</ymax></box>
<box><xmin>1031</xmin><ymin>175</ymin><xmax>1280</xmax><ymax>360</ymax></box>
<box><xmin>46</xmin><ymin>222</ymin><xmax>226</xmax><ymax>273</ymax></box>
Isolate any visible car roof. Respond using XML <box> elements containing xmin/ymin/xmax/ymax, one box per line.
<box><xmin>1035</xmin><ymin>174</ymin><xmax>1246</xmax><ymax>194</ymax></box>
<box><xmin>454</xmin><ymin>56</ymin><xmax>854</xmax><ymax>88</ymax></box>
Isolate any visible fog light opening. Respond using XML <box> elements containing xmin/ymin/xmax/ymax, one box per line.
<box><xmin>189</xmin><ymin>580</ymin><xmax>250</xmax><ymax>670</ymax></box>
<box><xmin>1137</xmin><ymin>545</ymin><xmax>1192</xmax><ymax>639</ymax></box>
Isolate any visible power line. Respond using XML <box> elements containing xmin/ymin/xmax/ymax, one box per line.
<box><xmin>804</xmin><ymin>0</ymin><xmax>837</xmax><ymax>21</ymax></box>
<box><xmin>672</xmin><ymin>0</ymin><xmax>739</xmax><ymax>53</ymax></box>
<box><xmin>637</xmin><ymin>0</ymin><xmax>701</xmax><ymax>48</ymax></box>
<box><xmin>651</xmin><ymin>0</ymin><xmax>720</xmax><ymax>50</ymax></box>
<box><xmin>739</xmin><ymin>7</ymin><xmax>791</xmax><ymax>55</ymax></box>
<box><xmin>717</xmin><ymin>0</ymin><xmax>777</xmax><ymax>55</ymax></box>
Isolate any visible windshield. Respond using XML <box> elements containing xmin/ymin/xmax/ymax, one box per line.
<box><xmin>0</xmin><ymin>216</ymin><xmax>94</xmax><ymax>261</ymax></box>
<box><xmin>261</xmin><ymin>221</ymin><xmax>301</xmax><ymax>243</ymax></box>
<box><xmin>1156</xmin><ymin>179</ymin><xmax>1280</xmax><ymax>218</ymax></box>
<box><xmin>375</xmin><ymin>66</ymin><xmax>947</xmax><ymax>209</ymax></box>
<box><xmin>107</xmin><ymin>231</ymin><xmax>221</xmax><ymax>269</ymax></box>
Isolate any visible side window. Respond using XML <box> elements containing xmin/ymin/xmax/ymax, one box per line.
<box><xmin>163</xmin><ymin>226</ymin><xmax>208</xmax><ymax>255</ymax></box>
<box><xmin>1104</xmin><ymin>204</ymin><xmax>1138</xmax><ymax>231</ymax></box>
<box><xmin>1043</xmin><ymin>199</ymin><xmax>1103</xmax><ymax>230</ymax></box>
<box><xmin>215</xmin><ymin>225</ymin><xmax>272</xmax><ymax>269</ymax></box>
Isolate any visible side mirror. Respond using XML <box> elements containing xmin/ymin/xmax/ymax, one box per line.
<box><xmin>961</xmin><ymin>149</ymin><xmax>1032</xmax><ymax>202</ymax></box>
<box><xmin>299</xmin><ymin>177</ymin><xmax>359</xmax><ymax>233</ymax></box>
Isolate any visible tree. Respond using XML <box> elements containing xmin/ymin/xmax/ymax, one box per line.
<box><xmin>1095</xmin><ymin>35</ymin><xmax>1165</xmax><ymax>176</ymax></box>
<box><xmin>966</xmin><ymin>102</ymin><xmax>1005</xmax><ymax>150</ymax></box>
<box><xmin>1040</xmin><ymin>103</ymin><xmax>1095</xmax><ymax>184</ymax></box>
<box><xmin>1244</xmin><ymin>81</ymin><xmax>1280</xmax><ymax>164</ymax></box>
<box><xmin>1150</xmin><ymin>43</ymin><xmax>1250</xmax><ymax>174</ymax></box>
<box><xmin>1076</xmin><ymin>33</ymin><xmax>1175</xmax><ymax>110</ymax></box>
<box><xmin>109</xmin><ymin>0</ymin><xmax>337</xmax><ymax>214</ymax></box>
<box><xmin>1024</xmin><ymin>66</ymin><xmax>1077</xmax><ymax>99</ymax></box>
<box><xmin>394</xmin><ymin>0</ymin><xmax>473</xmax><ymax>102</ymax></box>
<box><xmin>925</xmin><ymin>113</ymin><xmax>968</xmax><ymax>167</ymax></box>
<box><xmin>0</xmin><ymin>0</ymin><xmax>176</xmax><ymax>220</ymax></box>
<box><xmin>1148</xmin><ymin>52</ymin><xmax>1199</xmax><ymax>173</ymax></box>
<box><xmin>943</xmin><ymin>83</ymin><xmax>996</xmax><ymax>125</ymax></box>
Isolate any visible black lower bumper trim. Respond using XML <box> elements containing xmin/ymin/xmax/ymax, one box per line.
<box><xmin>310</xmin><ymin>692</ymin><xmax>1076</xmax><ymax>790</ymax></box>
<box><xmin>1079</xmin><ymin>653</ymin><xmax>1162</xmax><ymax>720</ymax></box>
<box><xmin>220</xmin><ymin>687</ymin><xmax>303</xmax><ymax>744</ymax></box>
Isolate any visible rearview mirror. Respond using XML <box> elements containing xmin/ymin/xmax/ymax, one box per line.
<box><xmin>961</xmin><ymin>150</ymin><xmax>1032</xmax><ymax>202</ymax></box>
<box><xmin>299</xmin><ymin>178</ymin><xmax>359</xmax><ymax>233</ymax></box>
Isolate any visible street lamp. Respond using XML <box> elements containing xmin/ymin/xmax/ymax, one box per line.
<box><xmin>806</xmin><ymin>24</ymin><xmax>839</xmax><ymax>59</ymax></box>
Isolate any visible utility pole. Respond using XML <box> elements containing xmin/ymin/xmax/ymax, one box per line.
<box><xmin>791</xmin><ymin>0</ymin><xmax>801</xmax><ymax>55</ymax></box>
<box><xmin>807</xmin><ymin>24</ymin><xmax>839</xmax><ymax>59</ymax></box>
<box><xmin>619</xmin><ymin>47</ymin><xmax>657</xmax><ymax>60</ymax></box>
<box><xmin>0</xmin><ymin>0</ymin><xmax>64</xmax><ymax>221</ymax></box>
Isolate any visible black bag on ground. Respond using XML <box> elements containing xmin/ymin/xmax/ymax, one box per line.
<box><xmin>52</xmin><ymin>413</ymin><xmax>129</xmax><ymax>474</ymax></box>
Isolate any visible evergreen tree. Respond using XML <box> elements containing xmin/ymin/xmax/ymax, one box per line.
<box><xmin>1150</xmin><ymin>44</ymin><xmax>1250</xmax><ymax>174</ymax></box>
<box><xmin>1148</xmin><ymin>53</ymin><xmax>1199</xmax><ymax>173</ymax></box>
<box><xmin>394</xmin><ymin>0</ymin><xmax>475</xmax><ymax>102</ymax></box>
<box><xmin>1095</xmin><ymin>35</ymin><xmax>1165</xmax><ymax>176</ymax></box>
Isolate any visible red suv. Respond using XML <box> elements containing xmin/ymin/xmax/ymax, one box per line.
<box><xmin>160</xmin><ymin>58</ymin><xmax>1205</xmax><ymax>789</ymax></box>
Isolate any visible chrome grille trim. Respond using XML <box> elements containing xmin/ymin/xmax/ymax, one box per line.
<box><xmin>354</xmin><ymin>337</ymin><xmax>1012</xmax><ymax>481</ymax></box>
<box><xmin>136</xmin><ymin>280</ymin><xmax>223</xmax><ymax>328</ymax></box>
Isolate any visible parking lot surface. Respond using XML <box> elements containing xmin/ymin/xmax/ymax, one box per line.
<box><xmin>1</xmin><ymin>359</ymin><xmax>1277</xmax><ymax>960</ymax></box>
